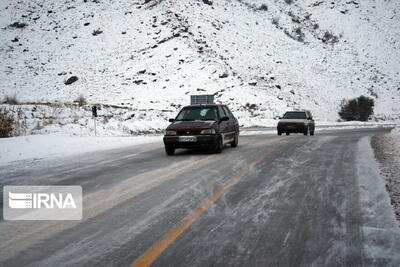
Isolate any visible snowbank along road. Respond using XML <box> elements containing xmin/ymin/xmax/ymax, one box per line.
<box><xmin>0</xmin><ymin>128</ymin><xmax>399</xmax><ymax>266</ymax></box>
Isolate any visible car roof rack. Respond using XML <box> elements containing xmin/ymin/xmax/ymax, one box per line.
<box><xmin>190</xmin><ymin>95</ymin><xmax>214</xmax><ymax>105</ymax></box>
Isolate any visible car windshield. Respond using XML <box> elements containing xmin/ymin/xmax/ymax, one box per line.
<box><xmin>283</xmin><ymin>112</ymin><xmax>307</xmax><ymax>119</ymax></box>
<box><xmin>176</xmin><ymin>107</ymin><xmax>219</xmax><ymax>121</ymax></box>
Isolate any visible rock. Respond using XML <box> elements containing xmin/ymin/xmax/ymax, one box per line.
<box><xmin>64</xmin><ymin>76</ymin><xmax>78</xmax><ymax>85</ymax></box>
<box><xmin>202</xmin><ymin>0</ymin><xmax>213</xmax><ymax>5</ymax></box>
<box><xmin>9</xmin><ymin>22</ymin><xmax>27</xmax><ymax>28</ymax></box>
<box><xmin>248</xmin><ymin>104</ymin><xmax>257</xmax><ymax>110</ymax></box>
<box><xmin>275</xmin><ymin>84</ymin><xmax>281</xmax><ymax>89</ymax></box>
<box><xmin>219</xmin><ymin>73</ymin><xmax>229</xmax><ymax>78</ymax></box>
<box><xmin>138</xmin><ymin>69</ymin><xmax>146</xmax><ymax>74</ymax></box>
<box><xmin>92</xmin><ymin>29</ymin><xmax>103</xmax><ymax>36</ymax></box>
<box><xmin>248</xmin><ymin>81</ymin><xmax>257</xmax><ymax>86</ymax></box>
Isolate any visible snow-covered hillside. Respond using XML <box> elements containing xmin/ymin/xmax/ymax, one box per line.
<box><xmin>1</xmin><ymin>0</ymin><xmax>399</xmax><ymax>134</ymax></box>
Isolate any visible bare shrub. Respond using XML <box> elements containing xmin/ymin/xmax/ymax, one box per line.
<box><xmin>322</xmin><ymin>31</ymin><xmax>339</xmax><ymax>44</ymax></box>
<box><xmin>2</xmin><ymin>95</ymin><xmax>18</xmax><ymax>104</ymax></box>
<box><xmin>74</xmin><ymin>95</ymin><xmax>87</xmax><ymax>107</ymax></box>
<box><xmin>294</xmin><ymin>27</ymin><xmax>305</xmax><ymax>42</ymax></box>
<box><xmin>272</xmin><ymin>17</ymin><xmax>280</xmax><ymax>26</ymax></box>
<box><xmin>0</xmin><ymin>108</ymin><xmax>15</xmax><ymax>138</ymax></box>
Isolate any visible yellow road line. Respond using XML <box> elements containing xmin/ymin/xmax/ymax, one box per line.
<box><xmin>131</xmin><ymin>143</ymin><xmax>285</xmax><ymax>267</ymax></box>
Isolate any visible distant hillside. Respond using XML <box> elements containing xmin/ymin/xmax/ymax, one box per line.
<box><xmin>1</xmin><ymin>0</ymin><xmax>399</xmax><ymax>134</ymax></box>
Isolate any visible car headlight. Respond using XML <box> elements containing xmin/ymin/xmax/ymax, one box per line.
<box><xmin>165</xmin><ymin>130</ymin><xmax>177</xmax><ymax>135</ymax></box>
<box><xmin>200</xmin><ymin>129</ymin><xmax>216</xmax><ymax>134</ymax></box>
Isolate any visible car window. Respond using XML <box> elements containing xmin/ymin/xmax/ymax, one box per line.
<box><xmin>283</xmin><ymin>112</ymin><xmax>307</xmax><ymax>119</ymax></box>
<box><xmin>222</xmin><ymin>106</ymin><xmax>233</xmax><ymax>119</ymax></box>
<box><xmin>218</xmin><ymin>106</ymin><xmax>227</xmax><ymax>118</ymax></box>
<box><xmin>176</xmin><ymin>107</ymin><xmax>219</xmax><ymax>121</ymax></box>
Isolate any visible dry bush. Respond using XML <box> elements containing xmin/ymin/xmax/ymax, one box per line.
<box><xmin>2</xmin><ymin>95</ymin><xmax>18</xmax><ymax>104</ymax></box>
<box><xmin>0</xmin><ymin>108</ymin><xmax>15</xmax><ymax>138</ymax></box>
<box><xmin>75</xmin><ymin>95</ymin><xmax>87</xmax><ymax>107</ymax></box>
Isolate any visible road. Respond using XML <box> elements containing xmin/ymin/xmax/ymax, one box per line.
<box><xmin>0</xmin><ymin>128</ymin><xmax>399</xmax><ymax>266</ymax></box>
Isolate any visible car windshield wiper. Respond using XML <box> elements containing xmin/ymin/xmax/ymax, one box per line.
<box><xmin>180</xmin><ymin>119</ymin><xmax>195</xmax><ymax>121</ymax></box>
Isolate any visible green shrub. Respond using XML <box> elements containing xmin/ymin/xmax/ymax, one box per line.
<box><xmin>259</xmin><ymin>4</ymin><xmax>268</xmax><ymax>11</ymax></box>
<box><xmin>338</xmin><ymin>95</ymin><xmax>375</xmax><ymax>121</ymax></box>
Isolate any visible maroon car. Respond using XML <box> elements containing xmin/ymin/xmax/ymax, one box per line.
<box><xmin>163</xmin><ymin>104</ymin><xmax>239</xmax><ymax>155</ymax></box>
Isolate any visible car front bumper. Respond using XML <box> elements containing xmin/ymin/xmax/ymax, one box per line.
<box><xmin>278</xmin><ymin>123</ymin><xmax>306</xmax><ymax>133</ymax></box>
<box><xmin>163</xmin><ymin>135</ymin><xmax>219</xmax><ymax>149</ymax></box>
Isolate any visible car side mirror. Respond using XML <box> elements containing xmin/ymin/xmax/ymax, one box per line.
<box><xmin>278</xmin><ymin>117</ymin><xmax>282</xmax><ymax>119</ymax></box>
<box><xmin>220</xmin><ymin>116</ymin><xmax>229</xmax><ymax>121</ymax></box>
<box><xmin>169</xmin><ymin>118</ymin><xmax>175</xmax><ymax>122</ymax></box>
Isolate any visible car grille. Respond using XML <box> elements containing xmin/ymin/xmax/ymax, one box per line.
<box><xmin>282</xmin><ymin>123</ymin><xmax>304</xmax><ymax>128</ymax></box>
<box><xmin>177</xmin><ymin>130</ymin><xmax>201</xmax><ymax>135</ymax></box>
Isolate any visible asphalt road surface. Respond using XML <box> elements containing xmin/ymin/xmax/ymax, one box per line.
<box><xmin>1</xmin><ymin>128</ymin><xmax>399</xmax><ymax>266</ymax></box>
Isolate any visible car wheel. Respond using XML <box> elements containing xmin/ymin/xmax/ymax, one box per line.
<box><xmin>278</xmin><ymin>131</ymin><xmax>282</xmax><ymax>136</ymax></box>
<box><xmin>286</xmin><ymin>132</ymin><xmax>290</xmax><ymax>136</ymax></box>
<box><xmin>215</xmin><ymin>136</ymin><xmax>223</xmax><ymax>153</ymax></box>
<box><xmin>304</xmin><ymin>127</ymin><xmax>309</xmax><ymax>136</ymax></box>
<box><xmin>165</xmin><ymin>147</ymin><xmax>175</xmax><ymax>155</ymax></box>
<box><xmin>231</xmin><ymin>133</ymin><xmax>239</xmax><ymax>147</ymax></box>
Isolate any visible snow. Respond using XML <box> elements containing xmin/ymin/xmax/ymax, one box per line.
<box><xmin>0</xmin><ymin>133</ymin><xmax>162</xmax><ymax>166</ymax></box>
<box><xmin>388</xmin><ymin>126</ymin><xmax>400</xmax><ymax>160</ymax></box>
<box><xmin>357</xmin><ymin>136</ymin><xmax>400</xmax><ymax>263</ymax></box>
<box><xmin>1</xmin><ymin>0</ymin><xmax>400</xmax><ymax>136</ymax></box>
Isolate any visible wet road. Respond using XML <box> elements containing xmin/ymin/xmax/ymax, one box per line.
<box><xmin>1</xmin><ymin>128</ymin><xmax>399</xmax><ymax>266</ymax></box>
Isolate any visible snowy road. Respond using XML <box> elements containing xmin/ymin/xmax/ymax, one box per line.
<box><xmin>1</xmin><ymin>128</ymin><xmax>399</xmax><ymax>266</ymax></box>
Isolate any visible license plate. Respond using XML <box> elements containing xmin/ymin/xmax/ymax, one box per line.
<box><xmin>179</xmin><ymin>136</ymin><xmax>197</xmax><ymax>142</ymax></box>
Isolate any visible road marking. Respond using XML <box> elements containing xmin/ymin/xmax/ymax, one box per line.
<box><xmin>131</xmin><ymin>143</ymin><xmax>285</xmax><ymax>267</ymax></box>
<box><xmin>0</xmin><ymin>137</ymin><xmax>283</xmax><ymax>262</ymax></box>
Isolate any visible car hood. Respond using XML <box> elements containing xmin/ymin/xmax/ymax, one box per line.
<box><xmin>167</xmin><ymin>120</ymin><xmax>217</xmax><ymax>130</ymax></box>
<box><xmin>278</xmin><ymin>119</ymin><xmax>306</xmax><ymax>124</ymax></box>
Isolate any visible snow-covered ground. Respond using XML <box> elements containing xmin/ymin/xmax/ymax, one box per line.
<box><xmin>1</xmin><ymin>0</ymin><xmax>400</xmax><ymax>136</ymax></box>
<box><xmin>371</xmin><ymin>126</ymin><xmax>400</xmax><ymax>222</ymax></box>
<box><xmin>0</xmin><ymin>133</ymin><xmax>161</xmax><ymax>166</ymax></box>
<box><xmin>1</xmin><ymin>123</ymin><xmax>395</xmax><ymax>167</ymax></box>
<box><xmin>357</xmin><ymin>136</ymin><xmax>400</xmax><ymax>262</ymax></box>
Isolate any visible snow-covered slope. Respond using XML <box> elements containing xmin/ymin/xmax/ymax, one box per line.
<box><xmin>1</xmin><ymin>0</ymin><xmax>399</xmax><ymax>134</ymax></box>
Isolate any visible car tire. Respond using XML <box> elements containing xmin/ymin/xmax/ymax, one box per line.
<box><xmin>310</xmin><ymin>130</ymin><xmax>314</xmax><ymax>136</ymax></box>
<box><xmin>231</xmin><ymin>133</ymin><xmax>239</xmax><ymax>147</ymax></box>
<box><xmin>215</xmin><ymin>136</ymin><xmax>223</xmax><ymax>153</ymax></box>
<box><xmin>278</xmin><ymin>131</ymin><xmax>282</xmax><ymax>136</ymax></box>
<box><xmin>286</xmin><ymin>132</ymin><xmax>290</xmax><ymax>136</ymax></box>
<box><xmin>165</xmin><ymin>147</ymin><xmax>175</xmax><ymax>155</ymax></box>
<box><xmin>304</xmin><ymin>127</ymin><xmax>309</xmax><ymax>136</ymax></box>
